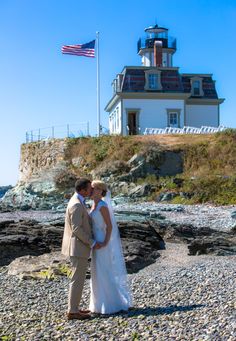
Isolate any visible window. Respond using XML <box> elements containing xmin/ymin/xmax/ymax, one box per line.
<box><xmin>190</xmin><ymin>77</ymin><xmax>203</xmax><ymax>97</ymax></box>
<box><xmin>169</xmin><ymin>113</ymin><xmax>177</xmax><ymax>126</ymax></box>
<box><xmin>166</xmin><ymin>109</ymin><xmax>181</xmax><ymax>128</ymax></box>
<box><xmin>116</xmin><ymin>107</ymin><xmax>119</xmax><ymax>132</ymax></box>
<box><xmin>144</xmin><ymin>70</ymin><xmax>162</xmax><ymax>91</ymax></box>
<box><xmin>169</xmin><ymin>112</ymin><xmax>178</xmax><ymax>127</ymax></box>
<box><xmin>148</xmin><ymin>74</ymin><xmax>158</xmax><ymax>89</ymax></box>
<box><xmin>112</xmin><ymin>79</ymin><xmax>117</xmax><ymax>94</ymax></box>
<box><xmin>192</xmin><ymin>80</ymin><xmax>200</xmax><ymax>95</ymax></box>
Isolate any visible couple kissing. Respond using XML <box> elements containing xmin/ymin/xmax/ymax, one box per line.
<box><xmin>62</xmin><ymin>178</ymin><xmax>132</xmax><ymax>320</ymax></box>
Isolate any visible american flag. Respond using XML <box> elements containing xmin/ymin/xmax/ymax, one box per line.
<box><xmin>61</xmin><ymin>40</ymin><xmax>95</xmax><ymax>58</ymax></box>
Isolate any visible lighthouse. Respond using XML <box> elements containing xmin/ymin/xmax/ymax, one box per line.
<box><xmin>105</xmin><ymin>23</ymin><xmax>224</xmax><ymax>136</ymax></box>
<box><xmin>137</xmin><ymin>24</ymin><xmax>176</xmax><ymax>67</ymax></box>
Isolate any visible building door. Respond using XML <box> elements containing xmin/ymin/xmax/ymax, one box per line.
<box><xmin>127</xmin><ymin>112</ymin><xmax>137</xmax><ymax>135</ymax></box>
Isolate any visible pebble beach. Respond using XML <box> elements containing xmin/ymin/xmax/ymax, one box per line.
<box><xmin>1</xmin><ymin>202</ymin><xmax>236</xmax><ymax>231</ymax></box>
<box><xmin>0</xmin><ymin>242</ymin><xmax>235</xmax><ymax>341</ymax></box>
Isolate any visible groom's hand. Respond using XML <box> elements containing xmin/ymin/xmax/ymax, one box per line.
<box><xmin>93</xmin><ymin>242</ymin><xmax>103</xmax><ymax>249</ymax></box>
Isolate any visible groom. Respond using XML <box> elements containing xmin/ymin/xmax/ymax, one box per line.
<box><xmin>62</xmin><ymin>178</ymin><xmax>101</xmax><ymax>320</ymax></box>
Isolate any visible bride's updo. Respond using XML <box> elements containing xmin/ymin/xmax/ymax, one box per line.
<box><xmin>92</xmin><ymin>180</ymin><xmax>108</xmax><ymax>197</ymax></box>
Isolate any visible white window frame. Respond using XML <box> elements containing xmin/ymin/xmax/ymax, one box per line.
<box><xmin>166</xmin><ymin>109</ymin><xmax>181</xmax><ymax>128</ymax></box>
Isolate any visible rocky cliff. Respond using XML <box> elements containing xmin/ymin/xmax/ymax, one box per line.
<box><xmin>1</xmin><ymin>130</ymin><xmax>236</xmax><ymax>210</ymax></box>
<box><xmin>0</xmin><ymin>136</ymin><xmax>184</xmax><ymax>210</ymax></box>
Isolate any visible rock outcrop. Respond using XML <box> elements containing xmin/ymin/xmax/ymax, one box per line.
<box><xmin>1</xmin><ymin>218</ymin><xmax>164</xmax><ymax>276</ymax></box>
<box><xmin>3</xmin><ymin>207</ymin><xmax>236</xmax><ymax>279</ymax></box>
<box><xmin>0</xmin><ymin>137</ymin><xmax>184</xmax><ymax>211</ymax></box>
<box><xmin>150</xmin><ymin>221</ymin><xmax>236</xmax><ymax>256</ymax></box>
<box><xmin>0</xmin><ymin>186</ymin><xmax>12</xmax><ymax>199</ymax></box>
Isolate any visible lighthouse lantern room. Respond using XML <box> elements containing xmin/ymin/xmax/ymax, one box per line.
<box><xmin>138</xmin><ymin>24</ymin><xmax>176</xmax><ymax>67</ymax></box>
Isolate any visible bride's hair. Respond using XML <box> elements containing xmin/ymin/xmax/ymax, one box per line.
<box><xmin>92</xmin><ymin>180</ymin><xmax>108</xmax><ymax>197</ymax></box>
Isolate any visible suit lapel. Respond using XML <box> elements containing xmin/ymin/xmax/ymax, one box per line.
<box><xmin>74</xmin><ymin>193</ymin><xmax>89</xmax><ymax>217</ymax></box>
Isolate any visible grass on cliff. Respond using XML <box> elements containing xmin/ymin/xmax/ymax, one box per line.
<box><xmin>65</xmin><ymin>135</ymin><xmax>143</xmax><ymax>173</ymax></box>
<box><xmin>62</xmin><ymin>130</ymin><xmax>236</xmax><ymax>205</ymax></box>
<box><xmin>180</xmin><ymin>129</ymin><xmax>236</xmax><ymax>204</ymax></box>
<box><xmin>138</xmin><ymin>129</ymin><xmax>236</xmax><ymax>205</ymax></box>
<box><xmin>183</xmin><ymin>129</ymin><xmax>236</xmax><ymax>177</ymax></box>
<box><xmin>143</xmin><ymin>174</ymin><xmax>236</xmax><ymax>205</ymax></box>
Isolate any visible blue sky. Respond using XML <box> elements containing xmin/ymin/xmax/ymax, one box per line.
<box><xmin>0</xmin><ymin>0</ymin><xmax>235</xmax><ymax>185</ymax></box>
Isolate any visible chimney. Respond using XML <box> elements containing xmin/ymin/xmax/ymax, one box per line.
<box><xmin>154</xmin><ymin>40</ymin><xmax>163</xmax><ymax>67</ymax></box>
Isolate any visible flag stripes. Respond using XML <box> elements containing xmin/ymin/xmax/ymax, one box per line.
<box><xmin>62</xmin><ymin>40</ymin><xmax>95</xmax><ymax>58</ymax></box>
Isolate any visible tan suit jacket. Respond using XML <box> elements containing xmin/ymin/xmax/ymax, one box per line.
<box><xmin>61</xmin><ymin>193</ymin><xmax>93</xmax><ymax>258</ymax></box>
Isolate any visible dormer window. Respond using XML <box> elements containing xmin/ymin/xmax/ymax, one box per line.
<box><xmin>112</xmin><ymin>79</ymin><xmax>117</xmax><ymax>94</ymax></box>
<box><xmin>191</xmin><ymin>77</ymin><xmax>203</xmax><ymax>97</ymax></box>
<box><xmin>145</xmin><ymin>69</ymin><xmax>162</xmax><ymax>91</ymax></box>
<box><xmin>193</xmin><ymin>80</ymin><xmax>200</xmax><ymax>95</ymax></box>
<box><xmin>148</xmin><ymin>74</ymin><xmax>158</xmax><ymax>89</ymax></box>
<box><xmin>117</xmin><ymin>74</ymin><xmax>123</xmax><ymax>92</ymax></box>
<box><xmin>112</xmin><ymin>74</ymin><xmax>124</xmax><ymax>94</ymax></box>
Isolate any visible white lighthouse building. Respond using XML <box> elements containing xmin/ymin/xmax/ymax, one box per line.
<box><xmin>105</xmin><ymin>24</ymin><xmax>224</xmax><ymax>135</ymax></box>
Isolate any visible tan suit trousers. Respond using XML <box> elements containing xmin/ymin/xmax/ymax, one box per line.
<box><xmin>68</xmin><ymin>256</ymin><xmax>88</xmax><ymax>313</ymax></box>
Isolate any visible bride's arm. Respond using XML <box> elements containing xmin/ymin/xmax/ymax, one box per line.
<box><xmin>100</xmin><ymin>206</ymin><xmax>112</xmax><ymax>246</ymax></box>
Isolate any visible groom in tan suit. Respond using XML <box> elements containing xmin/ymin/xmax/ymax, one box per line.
<box><xmin>62</xmin><ymin>178</ymin><xmax>101</xmax><ymax>320</ymax></box>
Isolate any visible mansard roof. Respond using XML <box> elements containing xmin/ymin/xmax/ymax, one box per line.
<box><xmin>181</xmin><ymin>75</ymin><xmax>218</xmax><ymax>98</ymax></box>
<box><xmin>120</xmin><ymin>67</ymin><xmax>218</xmax><ymax>99</ymax></box>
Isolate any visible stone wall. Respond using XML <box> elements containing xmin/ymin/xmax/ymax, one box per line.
<box><xmin>19</xmin><ymin>139</ymin><xmax>67</xmax><ymax>183</ymax></box>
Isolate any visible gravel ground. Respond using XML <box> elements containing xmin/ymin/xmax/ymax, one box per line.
<box><xmin>115</xmin><ymin>203</ymin><xmax>236</xmax><ymax>232</ymax></box>
<box><xmin>0</xmin><ymin>210</ymin><xmax>63</xmax><ymax>223</ymax></box>
<box><xmin>1</xmin><ymin>203</ymin><xmax>236</xmax><ymax>232</ymax></box>
<box><xmin>0</xmin><ymin>243</ymin><xmax>235</xmax><ymax>341</ymax></box>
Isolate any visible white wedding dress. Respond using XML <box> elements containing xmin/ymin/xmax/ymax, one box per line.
<box><xmin>89</xmin><ymin>195</ymin><xmax>132</xmax><ymax>314</ymax></box>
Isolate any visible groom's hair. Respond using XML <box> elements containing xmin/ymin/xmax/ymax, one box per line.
<box><xmin>75</xmin><ymin>178</ymin><xmax>91</xmax><ymax>193</ymax></box>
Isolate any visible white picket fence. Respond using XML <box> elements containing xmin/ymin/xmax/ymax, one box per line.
<box><xmin>144</xmin><ymin>125</ymin><xmax>227</xmax><ymax>135</ymax></box>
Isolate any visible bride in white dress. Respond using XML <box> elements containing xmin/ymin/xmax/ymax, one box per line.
<box><xmin>89</xmin><ymin>180</ymin><xmax>132</xmax><ymax>314</ymax></box>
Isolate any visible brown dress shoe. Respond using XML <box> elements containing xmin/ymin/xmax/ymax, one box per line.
<box><xmin>67</xmin><ymin>312</ymin><xmax>91</xmax><ymax>320</ymax></box>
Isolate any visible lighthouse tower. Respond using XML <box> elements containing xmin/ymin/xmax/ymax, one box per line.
<box><xmin>137</xmin><ymin>24</ymin><xmax>176</xmax><ymax>67</ymax></box>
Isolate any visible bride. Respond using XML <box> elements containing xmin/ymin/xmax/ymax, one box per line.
<box><xmin>89</xmin><ymin>180</ymin><xmax>132</xmax><ymax>314</ymax></box>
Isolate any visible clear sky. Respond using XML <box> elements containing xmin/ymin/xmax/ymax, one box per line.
<box><xmin>0</xmin><ymin>0</ymin><xmax>235</xmax><ymax>185</ymax></box>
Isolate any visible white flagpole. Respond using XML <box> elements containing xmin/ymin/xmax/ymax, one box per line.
<box><xmin>96</xmin><ymin>31</ymin><xmax>100</xmax><ymax>137</ymax></box>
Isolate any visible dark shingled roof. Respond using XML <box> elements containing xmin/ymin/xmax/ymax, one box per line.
<box><xmin>181</xmin><ymin>76</ymin><xmax>218</xmax><ymax>98</ymax></box>
<box><xmin>121</xmin><ymin>68</ymin><xmax>218</xmax><ymax>98</ymax></box>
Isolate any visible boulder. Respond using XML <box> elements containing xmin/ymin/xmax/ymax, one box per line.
<box><xmin>231</xmin><ymin>211</ymin><xmax>236</xmax><ymax>219</ymax></box>
<box><xmin>2</xmin><ymin>218</ymin><xmax>165</xmax><ymax>275</ymax></box>
<box><xmin>188</xmin><ymin>236</ymin><xmax>236</xmax><ymax>256</ymax></box>
<box><xmin>0</xmin><ymin>219</ymin><xmax>63</xmax><ymax>266</ymax></box>
<box><xmin>156</xmin><ymin>191</ymin><xmax>178</xmax><ymax>202</ymax></box>
<box><xmin>7</xmin><ymin>251</ymin><xmax>69</xmax><ymax>279</ymax></box>
<box><xmin>157</xmin><ymin>151</ymin><xmax>183</xmax><ymax>176</ymax></box>
<box><xmin>0</xmin><ymin>182</ymin><xmax>67</xmax><ymax>212</ymax></box>
<box><xmin>129</xmin><ymin>184</ymin><xmax>152</xmax><ymax>198</ymax></box>
<box><xmin>127</xmin><ymin>154</ymin><xmax>145</xmax><ymax>166</ymax></box>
